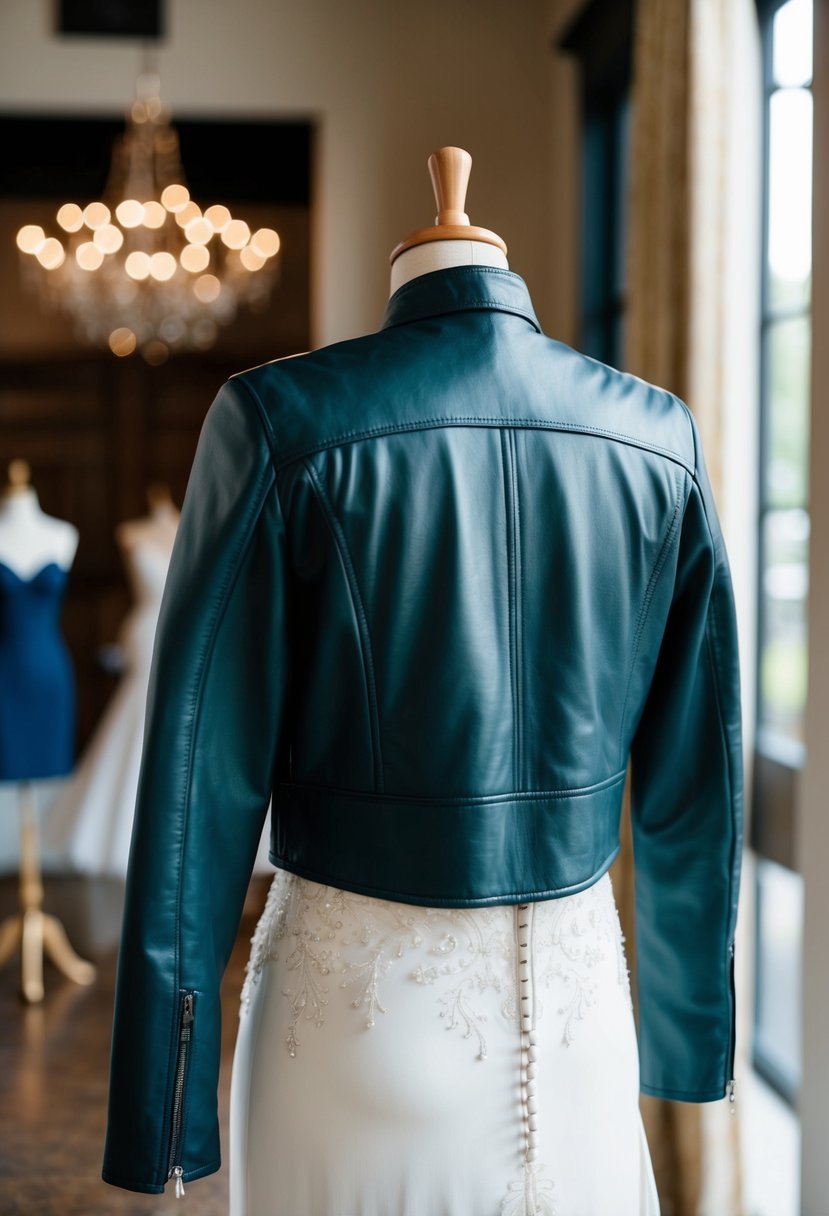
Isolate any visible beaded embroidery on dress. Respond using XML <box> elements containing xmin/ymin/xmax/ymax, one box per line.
<box><xmin>234</xmin><ymin>868</ymin><xmax>650</xmax><ymax>1216</ymax></box>
<box><xmin>239</xmin><ymin>867</ymin><xmax>632</xmax><ymax>1059</ymax></box>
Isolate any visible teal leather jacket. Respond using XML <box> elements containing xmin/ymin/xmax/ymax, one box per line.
<box><xmin>102</xmin><ymin>264</ymin><xmax>743</xmax><ymax>1194</ymax></box>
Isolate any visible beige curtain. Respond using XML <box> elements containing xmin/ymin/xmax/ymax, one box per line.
<box><xmin>612</xmin><ymin>0</ymin><xmax>753</xmax><ymax>1211</ymax></box>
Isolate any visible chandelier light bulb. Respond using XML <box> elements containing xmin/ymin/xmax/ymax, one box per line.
<box><xmin>149</xmin><ymin>251</ymin><xmax>177</xmax><ymax>281</ymax></box>
<box><xmin>240</xmin><ymin>246</ymin><xmax>266</xmax><ymax>271</ymax></box>
<box><xmin>36</xmin><ymin>237</ymin><xmax>65</xmax><ymax>269</ymax></box>
<box><xmin>142</xmin><ymin>201</ymin><xmax>166</xmax><ymax>228</ymax></box>
<box><xmin>116</xmin><ymin>199</ymin><xmax>146</xmax><ymax>228</ymax></box>
<box><xmin>83</xmin><ymin>201</ymin><xmax>111</xmax><ymax>230</ymax></box>
<box><xmin>109</xmin><ymin>327</ymin><xmax>137</xmax><ymax>356</ymax></box>
<box><xmin>180</xmin><ymin>244</ymin><xmax>210</xmax><ymax>273</ymax></box>
<box><xmin>221</xmin><ymin>219</ymin><xmax>250</xmax><ymax>250</ymax></box>
<box><xmin>160</xmin><ymin>183</ymin><xmax>190</xmax><ymax>213</ymax></box>
<box><xmin>194</xmin><ymin>273</ymin><xmax>221</xmax><ymax>303</ymax></box>
<box><xmin>175</xmin><ymin>201</ymin><xmax>201</xmax><ymax>228</ymax></box>
<box><xmin>93</xmin><ymin>224</ymin><xmax>124</xmax><ymax>254</ymax></box>
<box><xmin>184</xmin><ymin>217</ymin><xmax>213</xmax><ymax>245</ymax></box>
<box><xmin>76</xmin><ymin>241</ymin><xmax>104</xmax><ymax>270</ymax></box>
<box><xmin>16</xmin><ymin>225</ymin><xmax>46</xmax><ymax>254</ymax></box>
<box><xmin>204</xmin><ymin>204</ymin><xmax>231</xmax><ymax>233</ymax></box>
<box><xmin>143</xmin><ymin>339</ymin><xmax>169</xmax><ymax>365</ymax></box>
<box><xmin>125</xmin><ymin>250</ymin><xmax>151</xmax><ymax>280</ymax></box>
<box><xmin>56</xmin><ymin>203</ymin><xmax>84</xmax><ymax>232</ymax></box>
<box><xmin>250</xmin><ymin>228</ymin><xmax>281</xmax><ymax>258</ymax></box>
<box><xmin>14</xmin><ymin>72</ymin><xmax>282</xmax><ymax>360</ymax></box>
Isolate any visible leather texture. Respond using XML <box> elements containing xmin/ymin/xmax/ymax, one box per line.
<box><xmin>102</xmin><ymin>264</ymin><xmax>744</xmax><ymax>1194</ymax></box>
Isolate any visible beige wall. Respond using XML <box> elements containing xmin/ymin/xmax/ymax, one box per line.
<box><xmin>0</xmin><ymin>0</ymin><xmax>584</xmax><ymax>349</ymax></box>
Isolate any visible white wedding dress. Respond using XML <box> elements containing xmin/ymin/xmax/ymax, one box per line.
<box><xmin>229</xmin><ymin>866</ymin><xmax>660</xmax><ymax>1216</ymax></box>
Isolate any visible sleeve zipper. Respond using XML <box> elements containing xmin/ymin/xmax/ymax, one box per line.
<box><xmin>166</xmin><ymin>990</ymin><xmax>195</xmax><ymax>1198</ymax></box>
<box><xmin>725</xmin><ymin>940</ymin><xmax>736</xmax><ymax>1112</ymax></box>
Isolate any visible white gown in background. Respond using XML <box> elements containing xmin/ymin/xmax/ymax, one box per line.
<box><xmin>42</xmin><ymin>538</ymin><xmax>173</xmax><ymax>876</ymax></box>
<box><xmin>43</xmin><ymin>530</ymin><xmax>274</xmax><ymax>878</ymax></box>
<box><xmin>229</xmin><ymin>866</ymin><xmax>661</xmax><ymax>1216</ymax></box>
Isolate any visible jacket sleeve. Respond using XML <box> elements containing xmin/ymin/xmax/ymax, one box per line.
<box><xmin>629</xmin><ymin>401</ymin><xmax>744</xmax><ymax>1103</ymax></box>
<box><xmin>101</xmin><ymin>376</ymin><xmax>291</xmax><ymax>1193</ymax></box>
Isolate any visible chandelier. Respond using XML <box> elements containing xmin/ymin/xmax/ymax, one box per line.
<box><xmin>15</xmin><ymin>73</ymin><xmax>282</xmax><ymax>364</ymax></box>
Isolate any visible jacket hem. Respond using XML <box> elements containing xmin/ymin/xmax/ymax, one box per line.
<box><xmin>270</xmin><ymin>774</ymin><xmax>626</xmax><ymax>907</ymax></box>
<box><xmin>268</xmin><ymin>842</ymin><xmax>622</xmax><ymax>908</ymax></box>
<box><xmin>101</xmin><ymin>1157</ymin><xmax>221</xmax><ymax>1195</ymax></box>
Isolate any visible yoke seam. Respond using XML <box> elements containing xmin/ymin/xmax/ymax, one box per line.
<box><xmin>269</xmin><ymin>416</ymin><xmax>696</xmax><ymax>475</ymax></box>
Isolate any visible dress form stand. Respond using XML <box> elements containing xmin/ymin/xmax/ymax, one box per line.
<box><xmin>115</xmin><ymin>482</ymin><xmax>180</xmax><ymax>563</ymax></box>
<box><xmin>389</xmin><ymin>145</ymin><xmax>509</xmax><ymax>294</ymax></box>
<box><xmin>0</xmin><ymin>459</ymin><xmax>95</xmax><ymax>1003</ymax></box>
<box><xmin>42</xmin><ymin>483</ymin><xmax>181</xmax><ymax>880</ymax></box>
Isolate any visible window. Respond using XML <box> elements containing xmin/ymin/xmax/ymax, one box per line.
<box><xmin>752</xmin><ymin>0</ymin><xmax>813</xmax><ymax>1105</ymax></box>
<box><xmin>556</xmin><ymin>0</ymin><xmax>633</xmax><ymax>367</ymax></box>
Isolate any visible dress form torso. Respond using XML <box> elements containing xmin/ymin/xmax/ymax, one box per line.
<box><xmin>390</xmin><ymin>237</ymin><xmax>509</xmax><ymax>295</ymax></box>
<box><xmin>0</xmin><ymin>488</ymin><xmax>78</xmax><ymax>578</ymax></box>
<box><xmin>0</xmin><ymin>486</ymin><xmax>77</xmax><ymax>782</ymax></box>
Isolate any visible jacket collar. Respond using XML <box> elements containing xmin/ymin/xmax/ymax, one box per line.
<box><xmin>381</xmin><ymin>264</ymin><xmax>543</xmax><ymax>334</ymax></box>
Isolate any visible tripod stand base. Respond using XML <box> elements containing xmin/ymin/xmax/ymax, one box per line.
<box><xmin>0</xmin><ymin>907</ymin><xmax>97</xmax><ymax>1003</ymax></box>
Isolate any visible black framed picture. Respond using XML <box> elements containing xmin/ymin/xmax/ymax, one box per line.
<box><xmin>56</xmin><ymin>0</ymin><xmax>164</xmax><ymax>39</ymax></box>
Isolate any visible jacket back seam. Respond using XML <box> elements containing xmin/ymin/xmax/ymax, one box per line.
<box><xmin>513</xmin><ymin>431</ymin><xmax>524</xmax><ymax>787</ymax></box>
<box><xmin>159</xmin><ymin>444</ymin><xmax>275</xmax><ymax>1182</ymax></box>
<box><xmin>617</xmin><ymin>466</ymin><xmax>687</xmax><ymax>768</ymax></box>
<box><xmin>301</xmin><ymin>455</ymin><xmax>385</xmax><ymax>792</ymax></box>
<box><xmin>500</xmin><ymin>428</ymin><xmax>524</xmax><ymax>787</ymax></box>
<box><xmin>268</xmin><ymin>416</ymin><xmax>696</xmax><ymax>476</ymax></box>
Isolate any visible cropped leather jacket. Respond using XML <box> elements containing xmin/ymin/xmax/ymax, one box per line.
<box><xmin>102</xmin><ymin>264</ymin><xmax>744</xmax><ymax>1194</ymax></box>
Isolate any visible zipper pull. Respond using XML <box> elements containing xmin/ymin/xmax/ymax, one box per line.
<box><xmin>726</xmin><ymin>1077</ymin><xmax>736</xmax><ymax>1113</ymax></box>
<box><xmin>182</xmin><ymin>992</ymin><xmax>194</xmax><ymax>1026</ymax></box>
<box><xmin>171</xmin><ymin>1164</ymin><xmax>186</xmax><ymax>1197</ymax></box>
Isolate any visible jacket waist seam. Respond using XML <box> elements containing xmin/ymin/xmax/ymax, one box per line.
<box><xmin>276</xmin><ymin>767</ymin><xmax>627</xmax><ymax>806</ymax></box>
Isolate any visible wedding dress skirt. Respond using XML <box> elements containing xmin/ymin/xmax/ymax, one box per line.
<box><xmin>229</xmin><ymin>866</ymin><xmax>661</xmax><ymax>1216</ymax></box>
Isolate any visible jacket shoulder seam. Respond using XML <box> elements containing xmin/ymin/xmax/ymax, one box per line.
<box><xmin>269</xmin><ymin>416</ymin><xmax>695</xmax><ymax>476</ymax></box>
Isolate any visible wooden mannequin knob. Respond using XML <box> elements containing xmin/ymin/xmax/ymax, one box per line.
<box><xmin>428</xmin><ymin>147</ymin><xmax>471</xmax><ymax>227</ymax></box>
<box><xmin>389</xmin><ymin>145</ymin><xmax>507</xmax><ymax>264</ymax></box>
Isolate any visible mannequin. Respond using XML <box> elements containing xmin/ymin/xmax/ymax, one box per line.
<box><xmin>389</xmin><ymin>146</ymin><xmax>509</xmax><ymax>294</ymax></box>
<box><xmin>0</xmin><ymin>459</ymin><xmax>94</xmax><ymax>1002</ymax></box>
<box><xmin>228</xmin><ymin>148</ymin><xmax>661</xmax><ymax>1215</ymax></box>
<box><xmin>115</xmin><ymin>481</ymin><xmax>180</xmax><ymax>561</ymax></box>
<box><xmin>43</xmin><ymin>485</ymin><xmax>180</xmax><ymax>879</ymax></box>
<box><xmin>0</xmin><ymin>458</ymin><xmax>78</xmax><ymax>577</ymax></box>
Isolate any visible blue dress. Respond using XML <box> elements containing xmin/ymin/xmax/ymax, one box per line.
<box><xmin>0</xmin><ymin>559</ymin><xmax>76</xmax><ymax>782</ymax></box>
